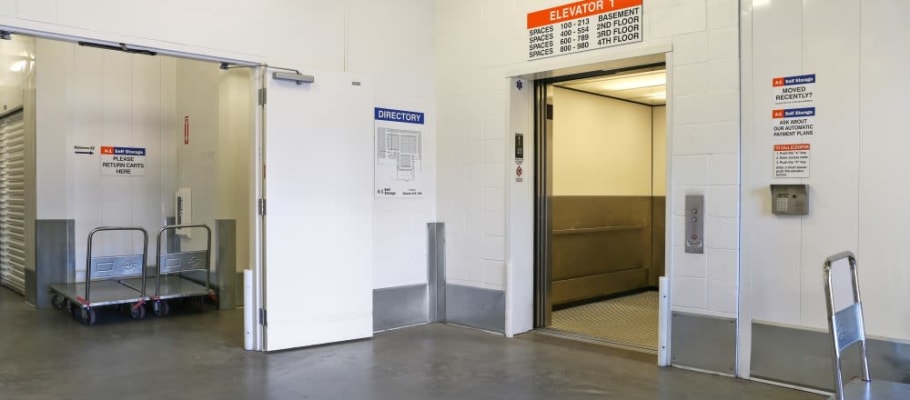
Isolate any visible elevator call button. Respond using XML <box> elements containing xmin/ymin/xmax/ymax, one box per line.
<box><xmin>685</xmin><ymin>195</ymin><xmax>705</xmax><ymax>254</ymax></box>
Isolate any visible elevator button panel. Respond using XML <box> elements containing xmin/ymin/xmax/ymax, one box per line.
<box><xmin>685</xmin><ymin>195</ymin><xmax>704</xmax><ymax>254</ymax></box>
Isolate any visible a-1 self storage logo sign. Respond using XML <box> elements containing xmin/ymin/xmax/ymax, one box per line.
<box><xmin>772</xmin><ymin>107</ymin><xmax>815</xmax><ymax>138</ymax></box>
<box><xmin>100</xmin><ymin>146</ymin><xmax>146</xmax><ymax>176</ymax></box>
<box><xmin>772</xmin><ymin>74</ymin><xmax>815</xmax><ymax>106</ymax></box>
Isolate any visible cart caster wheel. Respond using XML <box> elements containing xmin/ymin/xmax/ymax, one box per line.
<box><xmin>51</xmin><ymin>294</ymin><xmax>66</xmax><ymax>310</ymax></box>
<box><xmin>80</xmin><ymin>308</ymin><xmax>96</xmax><ymax>326</ymax></box>
<box><xmin>130</xmin><ymin>303</ymin><xmax>146</xmax><ymax>320</ymax></box>
<box><xmin>153</xmin><ymin>301</ymin><xmax>169</xmax><ymax>317</ymax></box>
<box><xmin>192</xmin><ymin>296</ymin><xmax>205</xmax><ymax>311</ymax></box>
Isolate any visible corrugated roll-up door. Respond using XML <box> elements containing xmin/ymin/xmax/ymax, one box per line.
<box><xmin>0</xmin><ymin>109</ymin><xmax>26</xmax><ymax>295</ymax></box>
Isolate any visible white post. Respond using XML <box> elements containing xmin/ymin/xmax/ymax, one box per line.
<box><xmin>658</xmin><ymin>276</ymin><xmax>670</xmax><ymax>366</ymax></box>
<box><xmin>243</xmin><ymin>269</ymin><xmax>254</xmax><ymax>350</ymax></box>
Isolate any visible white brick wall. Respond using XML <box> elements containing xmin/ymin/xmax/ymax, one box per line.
<box><xmin>435</xmin><ymin>0</ymin><xmax>741</xmax><ymax>316</ymax></box>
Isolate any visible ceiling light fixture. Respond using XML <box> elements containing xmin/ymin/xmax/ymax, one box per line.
<box><xmin>648</xmin><ymin>91</ymin><xmax>667</xmax><ymax>101</ymax></box>
<box><xmin>9</xmin><ymin>60</ymin><xmax>27</xmax><ymax>72</ymax></box>
<box><xmin>596</xmin><ymin>73</ymin><xmax>666</xmax><ymax>91</ymax></box>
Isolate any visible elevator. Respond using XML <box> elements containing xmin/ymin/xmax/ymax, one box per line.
<box><xmin>534</xmin><ymin>64</ymin><xmax>667</xmax><ymax>353</ymax></box>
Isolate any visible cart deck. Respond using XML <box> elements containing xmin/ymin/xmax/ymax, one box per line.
<box><xmin>47</xmin><ymin>227</ymin><xmax>150</xmax><ymax>325</ymax></box>
<box><xmin>134</xmin><ymin>224</ymin><xmax>213</xmax><ymax>317</ymax></box>
<box><xmin>122</xmin><ymin>275</ymin><xmax>212</xmax><ymax>300</ymax></box>
<box><xmin>48</xmin><ymin>280</ymin><xmax>145</xmax><ymax>307</ymax></box>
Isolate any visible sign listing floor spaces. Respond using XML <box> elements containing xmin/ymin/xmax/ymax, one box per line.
<box><xmin>375</xmin><ymin>107</ymin><xmax>425</xmax><ymax>198</ymax></box>
<box><xmin>774</xmin><ymin>143</ymin><xmax>810</xmax><ymax>178</ymax></box>
<box><xmin>101</xmin><ymin>146</ymin><xmax>146</xmax><ymax>176</ymax></box>
<box><xmin>527</xmin><ymin>0</ymin><xmax>643</xmax><ymax>61</ymax></box>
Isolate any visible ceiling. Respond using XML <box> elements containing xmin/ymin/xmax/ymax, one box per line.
<box><xmin>0</xmin><ymin>35</ymin><xmax>35</xmax><ymax>113</ymax></box>
<box><xmin>555</xmin><ymin>68</ymin><xmax>666</xmax><ymax>106</ymax></box>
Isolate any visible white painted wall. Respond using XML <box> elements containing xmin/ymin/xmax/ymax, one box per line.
<box><xmin>175</xmin><ymin>62</ymin><xmax>254</xmax><ymax>275</ymax></box>
<box><xmin>38</xmin><ymin>49</ymin><xmax>254</xmax><ymax>280</ymax></box>
<box><xmin>742</xmin><ymin>0</ymin><xmax>910</xmax><ymax>343</ymax></box>
<box><xmin>175</xmin><ymin>58</ymin><xmax>220</xmax><ymax>257</ymax></box>
<box><xmin>552</xmin><ymin>87</ymin><xmax>653</xmax><ymax>197</ymax></box>
<box><xmin>218</xmin><ymin>68</ymin><xmax>254</xmax><ymax>273</ymax></box>
<box><xmin>347</xmin><ymin>2</ymin><xmax>437</xmax><ymax>289</ymax></box>
<box><xmin>9</xmin><ymin>0</ymin><xmax>436</xmax><ymax>289</ymax></box>
<box><xmin>35</xmin><ymin>40</ymin><xmax>178</xmax><ymax>275</ymax></box>
<box><xmin>436</xmin><ymin>0</ymin><xmax>740</xmax><ymax>331</ymax></box>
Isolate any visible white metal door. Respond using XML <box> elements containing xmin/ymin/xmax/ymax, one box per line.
<box><xmin>262</xmin><ymin>71</ymin><xmax>373</xmax><ymax>351</ymax></box>
<box><xmin>0</xmin><ymin>109</ymin><xmax>26</xmax><ymax>295</ymax></box>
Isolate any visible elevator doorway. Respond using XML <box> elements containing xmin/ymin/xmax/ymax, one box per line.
<box><xmin>534</xmin><ymin>65</ymin><xmax>667</xmax><ymax>353</ymax></box>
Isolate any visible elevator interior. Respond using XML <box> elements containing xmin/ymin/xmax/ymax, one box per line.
<box><xmin>537</xmin><ymin>65</ymin><xmax>667</xmax><ymax>352</ymax></box>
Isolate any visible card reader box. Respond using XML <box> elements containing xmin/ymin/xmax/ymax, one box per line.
<box><xmin>771</xmin><ymin>184</ymin><xmax>808</xmax><ymax>216</ymax></box>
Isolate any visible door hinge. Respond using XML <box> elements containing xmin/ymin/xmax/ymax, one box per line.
<box><xmin>259</xmin><ymin>308</ymin><xmax>267</xmax><ymax>326</ymax></box>
<box><xmin>258</xmin><ymin>198</ymin><xmax>266</xmax><ymax>216</ymax></box>
<box><xmin>258</xmin><ymin>87</ymin><xmax>267</xmax><ymax>106</ymax></box>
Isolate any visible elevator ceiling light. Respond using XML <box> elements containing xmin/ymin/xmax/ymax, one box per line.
<box><xmin>9</xmin><ymin>60</ymin><xmax>27</xmax><ymax>72</ymax></box>
<box><xmin>648</xmin><ymin>91</ymin><xmax>667</xmax><ymax>102</ymax></box>
<box><xmin>594</xmin><ymin>71</ymin><xmax>666</xmax><ymax>91</ymax></box>
<box><xmin>557</xmin><ymin>68</ymin><xmax>667</xmax><ymax>106</ymax></box>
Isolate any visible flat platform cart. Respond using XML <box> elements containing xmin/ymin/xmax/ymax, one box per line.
<box><xmin>48</xmin><ymin>227</ymin><xmax>150</xmax><ymax>325</ymax></box>
<box><xmin>121</xmin><ymin>224</ymin><xmax>213</xmax><ymax>317</ymax></box>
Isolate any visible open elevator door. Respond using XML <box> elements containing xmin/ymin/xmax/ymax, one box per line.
<box><xmin>260</xmin><ymin>69</ymin><xmax>374</xmax><ymax>351</ymax></box>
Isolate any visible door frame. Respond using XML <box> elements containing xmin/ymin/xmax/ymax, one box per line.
<box><xmin>504</xmin><ymin>44</ymin><xmax>674</xmax><ymax>365</ymax></box>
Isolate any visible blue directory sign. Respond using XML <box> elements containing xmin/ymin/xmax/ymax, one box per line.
<box><xmin>374</xmin><ymin>108</ymin><xmax>424</xmax><ymax>125</ymax></box>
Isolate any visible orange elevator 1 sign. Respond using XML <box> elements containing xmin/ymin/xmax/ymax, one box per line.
<box><xmin>527</xmin><ymin>0</ymin><xmax>643</xmax><ymax>60</ymax></box>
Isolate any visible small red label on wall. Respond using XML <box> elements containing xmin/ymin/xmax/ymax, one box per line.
<box><xmin>183</xmin><ymin>116</ymin><xmax>190</xmax><ymax>145</ymax></box>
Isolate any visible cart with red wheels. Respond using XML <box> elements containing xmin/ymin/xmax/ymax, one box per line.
<box><xmin>121</xmin><ymin>224</ymin><xmax>213</xmax><ymax>317</ymax></box>
<box><xmin>48</xmin><ymin>227</ymin><xmax>149</xmax><ymax>325</ymax></box>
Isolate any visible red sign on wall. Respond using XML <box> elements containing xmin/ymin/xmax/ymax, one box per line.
<box><xmin>527</xmin><ymin>0</ymin><xmax>643</xmax><ymax>60</ymax></box>
<box><xmin>183</xmin><ymin>115</ymin><xmax>190</xmax><ymax>145</ymax></box>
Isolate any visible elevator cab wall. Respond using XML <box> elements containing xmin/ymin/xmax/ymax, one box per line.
<box><xmin>547</xmin><ymin>86</ymin><xmax>667</xmax><ymax>306</ymax></box>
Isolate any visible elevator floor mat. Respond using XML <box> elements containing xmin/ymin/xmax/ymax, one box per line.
<box><xmin>550</xmin><ymin>291</ymin><xmax>659</xmax><ymax>351</ymax></box>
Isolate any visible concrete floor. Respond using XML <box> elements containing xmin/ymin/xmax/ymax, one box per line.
<box><xmin>0</xmin><ymin>288</ymin><xmax>825</xmax><ymax>400</ymax></box>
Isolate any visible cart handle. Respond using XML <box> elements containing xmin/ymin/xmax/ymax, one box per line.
<box><xmin>84</xmin><ymin>226</ymin><xmax>149</xmax><ymax>305</ymax></box>
<box><xmin>154</xmin><ymin>224</ymin><xmax>212</xmax><ymax>297</ymax></box>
